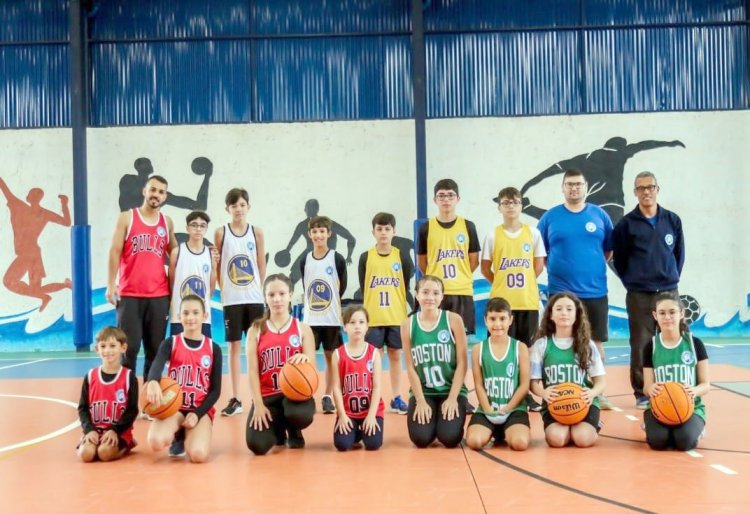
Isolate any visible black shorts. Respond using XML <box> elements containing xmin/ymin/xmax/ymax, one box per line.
<box><xmin>542</xmin><ymin>405</ymin><xmax>602</xmax><ymax>432</ymax></box>
<box><xmin>366</xmin><ymin>326</ymin><xmax>402</xmax><ymax>349</ymax></box>
<box><xmin>579</xmin><ymin>296</ymin><xmax>609</xmax><ymax>343</ymax></box>
<box><xmin>507</xmin><ymin>309</ymin><xmax>539</xmax><ymax>347</ymax></box>
<box><xmin>469</xmin><ymin>410</ymin><xmax>530</xmax><ymax>442</ymax></box>
<box><xmin>440</xmin><ymin>294</ymin><xmax>475</xmax><ymax>334</ymax></box>
<box><xmin>223</xmin><ymin>303</ymin><xmax>265</xmax><ymax>342</ymax></box>
<box><xmin>311</xmin><ymin>325</ymin><xmax>343</xmax><ymax>352</ymax></box>
<box><xmin>170</xmin><ymin>323</ymin><xmax>212</xmax><ymax>338</ymax></box>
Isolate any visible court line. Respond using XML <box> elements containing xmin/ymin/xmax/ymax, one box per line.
<box><xmin>0</xmin><ymin>358</ymin><xmax>52</xmax><ymax>371</ymax></box>
<box><xmin>711</xmin><ymin>383</ymin><xmax>750</xmax><ymax>399</ymax></box>
<box><xmin>686</xmin><ymin>450</ymin><xmax>703</xmax><ymax>458</ymax></box>
<box><xmin>472</xmin><ymin>445</ymin><xmax>655</xmax><ymax>513</ymax></box>
<box><xmin>710</xmin><ymin>464</ymin><xmax>738</xmax><ymax>475</ymax></box>
<box><xmin>460</xmin><ymin>444</ymin><xmax>488</xmax><ymax>513</ymax></box>
<box><xmin>599</xmin><ymin>434</ymin><xmax>750</xmax><ymax>455</ymax></box>
<box><xmin>0</xmin><ymin>394</ymin><xmax>80</xmax><ymax>453</ymax></box>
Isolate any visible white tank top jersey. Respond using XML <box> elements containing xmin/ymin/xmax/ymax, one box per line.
<box><xmin>170</xmin><ymin>243</ymin><xmax>212</xmax><ymax>323</ymax></box>
<box><xmin>302</xmin><ymin>250</ymin><xmax>342</xmax><ymax>326</ymax></box>
<box><xmin>219</xmin><ymin>224</ymin><xmax>263</xmax><ymax>306</ymax></box>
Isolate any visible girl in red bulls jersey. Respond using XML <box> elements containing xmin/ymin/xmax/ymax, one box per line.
<box><xmin>246</xmin><ymin>274</ymin><xmax>317</xmax><ymax>455</ymax></box>
<box><xmin>77</xmin><ymin>326</ymin><xmax>138</xmax><ymax>462</ymax></box>
<box><xmin>145</xmin><ymin>295</ymin><xmax>223</xmax><ymax>463</ymax></box>
<box><xmin>332</xmin><ymin>306</ymin><xmax>384</xmax><ymax>451</ymax></box>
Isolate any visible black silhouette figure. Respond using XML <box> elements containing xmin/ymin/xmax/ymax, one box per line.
<box><xmin>520</xmin><ymin>138</ymin><xmax>685</xmax><ymax>225</ymax></box>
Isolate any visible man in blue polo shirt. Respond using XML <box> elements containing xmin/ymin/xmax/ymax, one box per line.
<box><xmin>612</xmin><ymin>171</ymin><xmax>684</xmax><ymax>409</ymax></box>
<box><xmin>536</xmin><ymin>169</ymin><xmax>614</xmax><ymax>409</ymax></box>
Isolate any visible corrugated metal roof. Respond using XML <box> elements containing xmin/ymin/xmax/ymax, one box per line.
<box><xmin>0</xmin><ymin>0</ymin><xmax>68</xmax><ymax>43</ymax></box>
<box><xmin>583</xmin><ymin>0</ymin><xmax>746</xmax><ymax>25</ymax></box>
<box><xmin>425</xmin><ymin>0</ymin><xmax>582</xmax><ymax>31</ymax></box>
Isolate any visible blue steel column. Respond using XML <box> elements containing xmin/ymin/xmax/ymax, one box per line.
<box><xmin>69</xmin><ymin>0</ymin><xmax>93</xmax><ymax>351</ymax></box>
<box><xmin>411</xmin><ymin>0</ymin><xmax>428</xmax><ymax>278</ymax></box>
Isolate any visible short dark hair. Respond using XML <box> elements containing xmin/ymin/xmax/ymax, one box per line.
<box><xmin>96</xmin><ymin>326</ymin><xmax>128</xmax><ymax>345</ymax></box>
<box><xmin>372</xmin><ymin>212</ymin><xmax>396</xmax><ymax>228</ymax></box>
<box><xmin>147</xmin><ymin>175</ymin><xmax>168</xmax><ymax>188</ymax></box>
<box><xmin>494</xmin><ymin>187</ymin><xmax>521</xmax><ymax>203</ymax></box>
<box><xmin>562</xmin><ymin>169</ymin><xmax>584</xmax><ymax>182</ymax></box>
<box><xmin>485</xmin><ymin>297</ymin><xmax>513</xmax><ymax>316</ymax></box>
<box><xmin>225</xmin><ymin>188</ymin><xmax>249</xmax><ymax>206</ymax></box>
<box><xmin>433</xmin><ymin>178</ymin><xmax>459</xmax><ymax>196</ymax></box>
<box><xmin>308</xmin><ymin>215</ymin><xmax>332</xmax><ymax>231</ymax></box>
<box><xmin>180</xmin><ymin>294</ymin><xmax>206</xmax><ymax>313</ymax></box>
<box><xmin>186</xmin><ymin>210</ymin><xmax>210</xmax><ymax>224</ymax></box>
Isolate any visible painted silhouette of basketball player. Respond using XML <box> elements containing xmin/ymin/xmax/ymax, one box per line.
<box><xmin>118</xmin><ymin>157</ymin><xmax>214</xmax><ymax>244</ymax></box>
<box><xmin>0</xmin><ymin>178</ymin><xmax>72</xmax><ymax>311</ymax></box>
<box><xmin>520</xmin><ymin>137</ymin><xmax>685</xmax><ymax>225</ymax></box>
<box><xmin>275</xmin><ymin>199</ymin><xmax>356</xmax><ymax>289</ymax></box>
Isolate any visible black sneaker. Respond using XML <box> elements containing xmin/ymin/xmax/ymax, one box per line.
<box><xmin>287</xmin><ymin>428</ymin><xmax>305</xmax><ymax>449</ymax></box>
<box><xmin>526</xmin><ymin>393</ymin><xmax>542</xmax><ymax>412</ymax></box>
<box><xmin>221</xmin><ymin>397</ymin><xmax>243</xmax><ymax>417</ymax></box>
<box><xmin>169</xmin><ymin>429</ymin><xmax>186</xmax><ymax>457</ymax></box>
<box><xmin>321</xmin><ymin>395</ymin><xmax>336</xmax><ymax>414</ymax></box>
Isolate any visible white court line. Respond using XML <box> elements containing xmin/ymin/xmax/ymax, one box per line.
<box><xmin>686</xmin><ymin>450</ymin><xmax>703</xmax><ymax>458</ymax></box>
<box><xmin>625</xmin><ymin>414</ymin><xmax>638</xmax><ymax>421</ymax></box>
<box><xmin>611</xmin><ymin>406</ymin><xmax>623</xmax><ymax>413</ymax></box>
<box><xmin>705</xmin><ymin>344</ymin><xmax>725</xmax><ymax>348</ymax></box>
<box><xmin>710</xmin><ymin>464</ymin><xmax>738</xmax><ymax>475</ymax></box>
<box><xmin>0</xmin><ymin>394</ymin><xmax>80</xmax><ymax>453</ymax></box>
<box><xmin>0</xmin><ymin>358</ymin><xmax>52</xmax><ymax>371</ymax></box>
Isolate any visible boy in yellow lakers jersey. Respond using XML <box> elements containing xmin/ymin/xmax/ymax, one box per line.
<box><xmin>481</xmin><ymin>187</ymin><xmax>546</xmax><ymax>411</ymax></box>
<box><xmin>358</xmin><ymin>212</ymin><xmax>413</xmax><ymax>414</ymax></box>
<box><xmin>417</xmin><ymin>179</ymin><xmax>480</xmax><ymax>334</ymax></box>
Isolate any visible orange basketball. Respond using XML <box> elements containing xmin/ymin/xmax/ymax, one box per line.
<box><xmin>650</xmin><ymin>382</ymin><xmax>694</xmax><ymax>426</ymax></box>
<box><xmin>548</xmin><ymin>382</ymin><xmax>590</xmax><ymax>425</ymax></box>
<box><xmin>143</xmin><ymin>377</ymin><xmax>183</xmax><ymax>420</ymax></box>
<box><xmin>279</xmin><ymin>361</ymin><xmax>319</xmax><ymax>401</ymax></box>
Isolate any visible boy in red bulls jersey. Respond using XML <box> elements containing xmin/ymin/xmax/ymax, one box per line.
<box><xmin>246</xmin><ymin>274</ymin><xmax>317</xmax><ymax>455</ymax></box>
<box><xmin>332</xmin><ymin>306</ymin><xmax>384</xmax><ymax>451</ymax></box>
<box><xmin>77</xmin><ymin>326</ymin><xmax>138</xmax><ymax>462</ymax></box>
<box><xmin>145</xmin><ymin>295</ymin><xmax>222</xmax><ymax>463</ymax></box>
<box><xmin>107</xmin><ymin>175</ymin><xmax>177</xmax><ymax>391</ymax></box>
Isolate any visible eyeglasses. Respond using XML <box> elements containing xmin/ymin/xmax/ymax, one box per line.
<box><xmin>188</xmin><ymin>222</ymin><xmax>208</xmax><ymax>230</ymax></box>
<box><xmin>435</xmin><ymin>193</ymin><xmax>457</xmax><ymax>200</ymax></box>
<box><xmin>635</xmin><ymin>184</ymin><xmax>658</xmax><ymax>194</ymax></box>
<box><xmin>499</xmin><ymin>200</ymin><xmax>521</xmax><ymax>207</ymax></box>
<box><xmin>563</xmin><ymin>182</ymin><xmax>586</xmax><ymax>189</ymax></box>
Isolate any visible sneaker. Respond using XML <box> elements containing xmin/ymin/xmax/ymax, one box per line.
<box><xmin>287</xmin><ymin>428</ymin><xmax>305</xmax><ymax>449</ymax></box>
<box><xmin>140</xmin><ymin>409</ymin><xmax>154</xmax><ymax>421</ymax></box>
<box><xmin>168</xmin><ymin>430</ymin><xmax>186</xmax><ymax>457</ymax></box>
<box><xmin>221</xmin><ymin>397</ymin><xmax>243</xmax><ymax>417</ymax></box>
<box><xmin>390</xmin><ymin>395</ymin><xmax>408</xmax><ymax>414</ymax></box>
<box><xmin>635</xmin><ymin>396</ymin><xmax>650</xmax><ymax>410</ymax></box>
<box><xmin>526</xmin><ymin>393</ymin><xmax>542</xmax><ymax>412</ymax></box>
<box><xmin>598</xmin><ymin>394</ymin><xmax>614</xmax><ymax>410</ymax></box>
<box><xmin>321</xmin><ymin>395</ymin><xmax>336</xmax><ymax>414</ymax></box>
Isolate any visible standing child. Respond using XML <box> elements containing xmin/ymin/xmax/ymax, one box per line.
<box><xmin>530</xmin><ymin>292</ymin><xmax>607</xmax><ymax>448</ymax></box>
<box><xmin>401</xmin><ymin>275</ymin><xmax>468</xmax><ymax>448</ymax></box>
<box><xmin>332</xmin><ymin>306</ymin><xmax>384</xmax><ymax>451</ymax></box>
<box><xmin>215</xmin><ymin>188</ymin><xmax>266</xmax><ymax>416</ymax></box>
<box><xmin>358</xmin><ymin>212</ymin><xmax>412</xmax><ymax>414</ymax></box>
<box><xmin>466</xmin><ymin>298</ymin><xmax>530</xmax><ymax>451</ymax></box>
<box><xmin>643</xmin><ymin>292</ymin><xmax>709</xmax><ymax>451</ymax></box>
<box><xmin>246</xmin><ymin>274</ymin><xmax>317</xmax><ymax>455</ymax></box>
<box><xmin>146</xmin><ymin>295</ymin><xmax>223</xmax><ymax>463</ymax></box>
<box><xmin>417</xmin><ymin>179</ymin><xmax>480</xmax><ymax>334</ymax></box>
<box><xmin>77</xmin><ymin>327</ymin><xmax>138</xmax><ymax>462</ymax></box>
<box><xmin>481</xmin><ymin>187</ymin><xmax>546</xmax><ymax>411</ymax></box>
<box><xmin>169</xmin><ymin>211</ymin><xmax>217</xmax><ymax>338</ymax></box>
<box><xmin>301</xmin><ymin>215</ymin><xmax>347</xmax><ymax>414</ymax></box>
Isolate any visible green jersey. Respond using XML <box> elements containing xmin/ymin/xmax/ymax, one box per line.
<box><xmin>477</xmin><ymin>338</ymin><xmax>527</xmax><ymax>420</ymax></box>
<box><xmin>649</xmin><ymin>332</ymin><xmax>705</xmax><ymax>421</ymax></box>
<box><xmin>542</xmin><ymin>336</ymin><xmax>600</xmax><ymax>411</ymax></box>
<box><xmin>409</xmin><ymin>310</ymin><xmax>467</xmax><ymax>397</ymax></box>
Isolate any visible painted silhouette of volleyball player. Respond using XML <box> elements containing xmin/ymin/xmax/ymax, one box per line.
<box><xmin>0</xmin><ymin>177</ymin><xmax>72</xmax><ymax>311</ymax></box>
<box><xmin>520</xmin><ymin>137</ymin><xmax>685</xmax><ymax>225</ymax></box>
<box><xmin>274</xmin><ymin>199</ymin><xmax>356</xmax><ymax>289</ymax></box>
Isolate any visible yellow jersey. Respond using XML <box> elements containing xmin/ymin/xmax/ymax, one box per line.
<box><xmin>490</xmin><ymin>224</ymin><xmax>539</xmax><ymax>310</ymax></box>
<box><xmin>426</xmin><ymin>217</ymin><xmax>473</xmax><ymax>295</ymax></box>
<box><xmin>363</xmin><ymin>247</ymin><xmax>408</xmax><ymax>327</ymax></box>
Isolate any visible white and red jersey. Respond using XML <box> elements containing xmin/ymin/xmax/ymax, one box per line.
<box><xmin>257</xmin><ymin>318</ymin><xmax>303</xmax><ymax>397</ymax></box>
<box><xmin>118</xmin><ymin>208</ymin><xmax>170</xmax><ymax>297</ymax></box>
<box><xmin>337</xmin><ymin>343</ymin><xmax>384</xmax><ymax>419</ymax></box>
<box><xmin>168</xmin><ymin>334</ymin><xmax>215</xmax><ymax>418</ymax></box>
<box><xmin>87</xmin><ymin>366</ymin><xmax>134</xmax><ymax>443</ymax></box>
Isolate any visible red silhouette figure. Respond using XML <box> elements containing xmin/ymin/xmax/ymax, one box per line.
<box><xmin>0</xmin><ymin>177</ymin><xmax>72</xmax><ymax>311</ymax></box>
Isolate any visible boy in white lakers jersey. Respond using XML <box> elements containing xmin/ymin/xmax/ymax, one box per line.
<box><xmin>215</xmin><ymin>188</ymin><xmax>266</xmax><ymax>416</ymax></box>
<box><xmin>417</xmin><ymin>179</ymin><xmax>480</xmax><ymax>334</ymax></box>
<box><xmin>301</xmin><ymin>216</ymin><xmax>347</xmax><ymax>414</ymax></box>
<box><xmin>358</xmin><ymin>212</ymin><xmax>412</xmax><ymax>414</ymax></box>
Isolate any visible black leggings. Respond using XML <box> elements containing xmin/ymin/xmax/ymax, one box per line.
<box><xmin>644</xmin><ymin>410</ymin><xmax>705</xmax><ymax>451</ymax></box>
<box><xmin>246</xmin><ymin>394</ymin><xmax>315</xmax><ymax>455</ymax></box>
<box><xmin>333</xmin><ymin>416</ymin><xmax>384</xmax><ymax>451</ymax></box>
<box><xmin>407</xmin><ymin>395</ymin><xmax>468</xmax><ymax>448</ymax></box>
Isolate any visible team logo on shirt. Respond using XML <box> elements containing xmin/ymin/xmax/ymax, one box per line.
<box><xmin>437</xmin><ymin>329</ymin><xmax>450</xmax><ymax>343</ymax></box>
<box><xmin>326</xmin><ymin>266</ymin><xmax>334</xmax><ymax>276</ymax></box>
<box><xmin>227</xmin><ymin>255</ymin><xmax>255</xmax><ymax>286</ymax></box>
<box><xmin>201</xmin><ymin>355</ymin><xmax>211</xmax><ymax>368</ymax></box>
<box><xmin>202</xmin><ymin>264</ymin><xmax>210</xmax><ymax>274</ymax></box>
<box><xmin>180</xmin><ymin>276</ymin><xmax>207</xmax><ymax>299</ymax></box>
<box><xmin>246</xmin><ymin>242</ymin><xmax>255</xmax><ymax>251</ymax></box>
<box><xmin>681</xmin><ymin>351</ymin><xmax>694</xmax><ymax>365</ymax></box>
<box><xmin>367</xmin><ymin>359</ymin><xmax>374</xmax><ymax>373</ymax></box>
<box><xmin>307</xmin><ymin>279</ymin><xmax>333</xmax><ymax>311</ymax></box>
<box><xmin>157</xmin><ymin>226</ymin><xmax>166</xmax><ymax>238</ymax></box>
<box><xmin>585</xmin><ymin>222</ymin><xmax>596</xmax><ymax>233</ymax></box>
<box><xmin>456</xmin><ymin>233</ymin><xmax>466</xmax><ymax>244</ymax></box>
<box><xmin>523</xmin><ymin>243</ymin><xmax>531</xmax><ymax>253</ymax></box>
<box><xmin>116</xmin><ymin>389</ymin><xmax>126</xmax><ymax>403</ymax></box>
<box><xmin>392</xmin><ymin>262</ymin><xmax>401</xmax><ymax>272</ymax></box>
<box><xmin>289</xmin><ymin>335</ymin><xmax>301</xmax><ymax>348</ymax></box>
<box><xmin>665</xmin><ymin>234</ymin><xmax>674</xmax><ymax>246</ymax></box>
<box><xmin>506</xmin><ymin>362</ymin><xmax>515</xmax><ymax>377</ymax></box>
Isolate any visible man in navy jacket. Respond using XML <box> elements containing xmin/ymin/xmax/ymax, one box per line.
<box><xmin>612</xmin><ymin>171</ymin><xmax>685</xmax><ymax>409</ymax></box>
